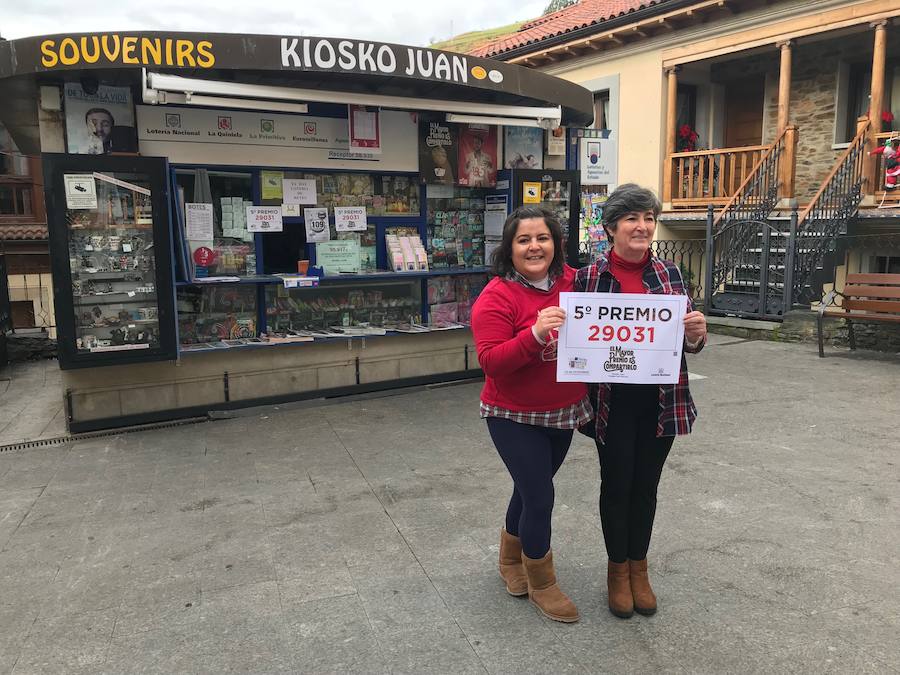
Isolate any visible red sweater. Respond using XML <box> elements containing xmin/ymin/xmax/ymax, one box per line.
<box><xmin>471</xmin><ymin>266</ymin><xmax>588</xmax><ymax>412</ymax></box>
<box><xmin>609</xmin><ymin>248</ymin><xmax>649</xmax><ymax>293</ymax></box>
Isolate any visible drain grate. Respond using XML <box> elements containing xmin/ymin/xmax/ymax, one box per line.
<box><xmin>0</xmin><ymin>416</ymin><xmax>209</xmax><ymax>453</ymax></box>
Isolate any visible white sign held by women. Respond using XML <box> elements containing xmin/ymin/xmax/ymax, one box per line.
<box><xmin>556</xmin><ymin>292</ymin><xmax>687</xmax><ymax>384</ymax></box>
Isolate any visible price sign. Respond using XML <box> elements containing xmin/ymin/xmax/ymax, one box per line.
<box><xmin>334</xmin><ymin>206</ymin><xmax>367</xmax><ymax>232</ymax></box>
<box><xmin>556</xmin><ymin>292</ymin><xmax>687</xmax><ymax>384</ymax></box>
<box><xmin>246</xmin><ymin>206</ymin><xmax>283</xmax><ymax>232</ymax></box>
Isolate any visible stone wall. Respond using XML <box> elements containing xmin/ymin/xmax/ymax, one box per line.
<box><xmin>709</xmin><ymin>310</ymin><xmax>900</xmax><ymax>355</ymax></box>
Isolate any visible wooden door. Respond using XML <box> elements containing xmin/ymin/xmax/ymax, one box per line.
<box><xmin>725</xmin><ymin>77</ymin><xmax>765</xmax><ymax>148</ymax></box>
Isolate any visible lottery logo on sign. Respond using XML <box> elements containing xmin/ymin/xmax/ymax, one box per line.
<box><xmin>218</xmin><ymin>116</ymin><xmax>232</xmax><ymax>130</ymax></box>
<box><xmin>304</xmin><ymin>122</ymin><xmax>317</xmax><ymax>135</ymax></box>
<box><xmin>193</xmin><ymin>246</ymin><xmax>215</xmax><ymax>266</ymax></box>
<box><xmin>165</xmin><ymin>113</ymin><xmax>181</xmax><ymax>128</ymax></box>
<box><xmin>261</xmin><ymin>119</ymin><xmax>275</xmax><ymax>133</ymax></box>
<box><xmin>589</xmin><ymin>141</ymin><xmax>600</xmax><ymax>165</ymax></box>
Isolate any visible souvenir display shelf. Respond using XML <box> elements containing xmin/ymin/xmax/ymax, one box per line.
<box><xmin>170</xmin><ymin>166</ymin><xmax>494</xmax><ymax>354</ymax></box>
<box><xmin>45</xmin><ymin>154</ymin><xmax>177</xmax><ymax>369</ymax></box>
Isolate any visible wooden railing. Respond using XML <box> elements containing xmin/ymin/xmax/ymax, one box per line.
<box><xmin>872</xmin><ymin>131</ymin><xmax>900</xmax><ymax>205</ymax></box>
<box><xmin>668</xmin><ymin>144</ymin><xmax>768</xmax><ymax>209</ymax></box>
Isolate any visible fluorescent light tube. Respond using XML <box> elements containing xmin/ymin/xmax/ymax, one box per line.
<box><xmin>144</xmin><ymin>69</ymin><xmax>560</xmax><ymax>122</ymax></box>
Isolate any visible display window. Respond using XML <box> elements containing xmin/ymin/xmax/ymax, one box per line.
<box><xmin>67</xmin><ymin>172</ymin><xmax>161</xmax><ymax>353</ymax></box>
<box><xmin>426</xmin><ymin>187</ymin><xmax>487</xmax><ymax>269</ymax></box>
<box><xmin>174</xmin><ymin>169</ymin><xmax>257</xmax><ymax>278</ymax></box>
<box><xmin>265</xmin><ymin>279</ymin><xmax>422</xmax><ymax>336</ymax></box>
<box><xmin>177</xmin><ymin>284</ymin><xmax>258</xmax><ymax>349</ymax></box>
<box><xmin>427</xmin><ymin>274</ymin><xmax>488</xmax><ymax>325</ymax></box>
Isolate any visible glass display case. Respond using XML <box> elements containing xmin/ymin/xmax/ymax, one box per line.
<box><xmin>44</xmin><ymin>154</ymin><xmax>177</xmax><ymax>369</ymax></box>
<box><xmin>507</xmin><ymin>169</ymin><xmax>581</xmax><ymax>266</ymax></box>
<box><xmin>265</xmin><ymin>279</ymin><xmax>421</xmax><ymax>335</ymax></box>
<box><xmin>256</xmin><ymin>170</ymin><xmax>419</xmax><ymax>275</ymax></box>
<box><xmin>425</xmin><ymin>187</ymin><xmax>487</xmax><ymax>269</ymax></box>
<box><xmin>177</xmin><ymin>284</ymin><xmax>259</xmax><ymax>349</ymax></box>
<box><xmin>427</xmin><ymin>274</ymin><xmax>488</xmax><ymax>325</ymax></box>
<box><xmin>174</xmin><ymin>170</ymin><xmax>257</xmax><ymax>278</ymax></box>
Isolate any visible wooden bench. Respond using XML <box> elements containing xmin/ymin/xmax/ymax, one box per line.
<box><xmin>817</xmin><ymin>273</ymin><xmax>900</xmax><ymax>357</ymax></box>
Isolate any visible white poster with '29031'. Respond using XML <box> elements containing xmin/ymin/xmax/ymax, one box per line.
<box><xmin>556</xmin><ymin>292</ymin><xmax>687</xmax><ymax>384</ymax></box>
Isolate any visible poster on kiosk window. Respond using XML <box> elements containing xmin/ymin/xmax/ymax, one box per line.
<box><xmin>64</xmin><ymin>82</ymin><xmax>137</xmax><ymax>154</ymax></box>
<box><xmin>457</xmin><ymin>124</ymin><xmax>497</xmax><ymax>187</ymax></box>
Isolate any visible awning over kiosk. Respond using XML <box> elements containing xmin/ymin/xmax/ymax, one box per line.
<box><xmin>0</xmin><ymin>32</ymin><xmax>595</xmax><ymax>152</ymax></box>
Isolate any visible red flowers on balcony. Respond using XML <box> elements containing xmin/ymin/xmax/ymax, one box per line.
<box><xmin>677</xmin><ymin>124</ymin><xmax>700</xmax><ymax>152</ymax></box>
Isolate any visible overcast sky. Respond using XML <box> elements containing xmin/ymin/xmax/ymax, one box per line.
<box><xmin>1</xmin><ymin>0</ymin><xmax>546</xmax><ymax>47</ymax></box>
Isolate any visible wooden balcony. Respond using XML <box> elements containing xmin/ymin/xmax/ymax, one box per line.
<box><xmin>872</xmin><ymin>131</ymin><xmax>900</xmax><ymax>207</ymax></box>
<box><xmin>668</xmin><ymin>145</ymin><xmax>770</xmax><ymax>210</ymax></box>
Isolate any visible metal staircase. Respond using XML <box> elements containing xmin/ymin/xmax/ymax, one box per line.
<box><xmin>702</xmin><ymin>121</ymin><xmax>872</xmax><ymax>320</ymax></box>
<box><xmin>704</xmin><ymin>128</ymin><xmax>791</xmax><ymax>319</ymax></box>
<box><xmin>791</xmin><ymin>120</ymin><xmax>870</xmax><ymax>306</ymax></box>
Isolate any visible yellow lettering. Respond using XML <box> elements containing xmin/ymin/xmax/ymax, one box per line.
<box><xmin>101</xmin><ymin>34</ymin><xmax>121</xmax><ymax>62</ymax></box>
<box><xmin>175</xmin><ymin>40</ymin><xmax>196</xmax><ymax>67</ymax></box>
<box><xmin>165</xmin><ymin>38</ymin><xmax>174</xmax><ymax>66</ymax></box>
<box><xmin>40</xmin><ymin>40</ymin><xmax>59</xmax><ymax>68</ymax></box>
<box><xmin>80</xmin><ymin>36</ymin><xmax>100</xmax><ymax>63</ymax></box>
<box><xmin>141</xmin><ymin>38</ymin><xmax>162</xmax><ymax>65</ymax></box>
<box><xmin>196</xmin><ymin>40</ymin><xmax>215</xmax><ymax>68</ymax></box>
<box><xmin>122</xmin><ymin>36</ymin><xmax>138</xmax><ymax>64</ymax></box>
<box><xmin>59</xmin><ymin>38</ymin><xmax>79</xmax><ymax>65</ymax></box>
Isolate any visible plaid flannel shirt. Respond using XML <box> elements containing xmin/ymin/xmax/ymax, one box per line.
<box><xmin>479</xmin><ymin>267</ymin><xmax>591</xmax><ymax>430</ymax></box>
<box><xmin>574</xmin><ymin>253</ymin><xmax>704</xmax><ymax>444</ymax></box>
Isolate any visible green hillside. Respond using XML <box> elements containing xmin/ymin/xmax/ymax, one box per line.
<box><xmin>430</xmin><ymin>21</ymin><xmax>524</xmax><ymax>55</ymax></box>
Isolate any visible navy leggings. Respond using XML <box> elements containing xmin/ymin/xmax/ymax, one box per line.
<box><xmin>486</xmin><ymin>417</ymin><xmax>574</xmax><ymax>559</ymax></box>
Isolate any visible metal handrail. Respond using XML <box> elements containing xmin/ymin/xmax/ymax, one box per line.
<box><xmin>712</xmin><ymin>126</ymin><xmax>789</xmax><ymax>230</ymax></box>
<box><xmin>799</xmin><ymin>120</ymin><xmax>870</xmax><ymax>224</ymax></box>
<box><xmin>792</xmin><ymin>120</ymin><xmax>870</xmax><ymax>305</ymax></box>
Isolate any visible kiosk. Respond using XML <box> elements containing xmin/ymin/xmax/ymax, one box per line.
<box><xmin>0</xmin><ymin>31</ymin><xmax>593</xmax><ymax>431</ymax></box>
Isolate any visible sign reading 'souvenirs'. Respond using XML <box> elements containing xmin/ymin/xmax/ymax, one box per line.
<box><xmin>557</xmin><ymin>292</ymin><xmax>687</xmax><ymax>384</ymax></box>
<box><xmin>17</xmin><ymin>34</ymin><xmax>507</xmax><ymax>88</ymax></box>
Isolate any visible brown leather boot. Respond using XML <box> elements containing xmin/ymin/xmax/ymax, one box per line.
<box><xmin>607</xmin><ymin>560</ymin><xmax>634</xmax><ymax>618</ymax></box>
<box><xmin>498</xmin><ymin>529</ymin><xmax>528</xmax><ymax>597</ymax></box>
<box><xmin>522</xmin><ymin>550</ymin><xmax>579</xmax><ymax>623</ymax></box>
<box><xmin>629</xmin><ymin>558</ymin><xmax>657</xmax><ymax>615</ymax></box>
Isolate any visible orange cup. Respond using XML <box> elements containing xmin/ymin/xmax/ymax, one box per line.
<box><xmin>297</xmin><ymin>260</ymin><xmax>310</xmax><ymax>275</ymax></box>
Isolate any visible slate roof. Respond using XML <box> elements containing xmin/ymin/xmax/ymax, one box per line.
<box><xmin>471</xmin><ymin>0</ymin><xmax>664</xmax><ymax>58</ymax></box>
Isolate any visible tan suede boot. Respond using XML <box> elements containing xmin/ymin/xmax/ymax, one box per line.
<box><xmin>607</xmin><ymin>560</ymin><xmax>634</xmax><ymax>618</ymax></box>
<box><xmin>498</xmin><ymin>529</ymin><xmax>528</xmax><ymax>597</ymax></box>
<box><xmin>629</xmin><ymin>558</ymin><xmax>657</xmax><ymax>615</ymax></box>
<box><xmin>522</xmin><ymin>550</ymin><xmax>579</xmax><ymax>623</ymax></box>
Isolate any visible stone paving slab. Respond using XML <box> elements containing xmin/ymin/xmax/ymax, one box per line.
<box><xmin>0</xmin><ymin>335</ymin><xmax>898</xmax><ymax>673</ymax></box>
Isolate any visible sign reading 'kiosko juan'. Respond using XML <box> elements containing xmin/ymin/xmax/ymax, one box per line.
<box><xmin>0</xmin><ymin>32</ymin><xmax>594</xmax><ymax>126</ymax></box>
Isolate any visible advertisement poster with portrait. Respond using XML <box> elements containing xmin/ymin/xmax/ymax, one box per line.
<box><xmin>64</xmin><ymin>82</ymin><xmax>137</xmax><ymax>154</ymax></box>
<box><xmin>504</xmin><ymin>127</ymin><xmax>543</xmax><ymax>169</ymax></box>
<box><xmin>418</xmin><ymin>118</ymin><xmax>458</xmax><ymax>185</ymax></box>
<box><xmin>457</xmin><ymin>124</ymin><xmax>497</xmax><ymax>188</ymax></box>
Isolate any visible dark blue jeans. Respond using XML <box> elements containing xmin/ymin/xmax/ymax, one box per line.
<box><xmin>486</xmin><ymin>417</ymin><xmax>574</xmax><ymax>559</ymax></box>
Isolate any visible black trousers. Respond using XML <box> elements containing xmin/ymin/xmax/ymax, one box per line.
<box><xmin>486</xmin><ymin>417</ymin><xmax>574</xmax><ymax>559</ymax></box>
<box><xmin>596</xmin><ymin>384</ymin><xmax>674</xmax><ymax>563</ymax></box>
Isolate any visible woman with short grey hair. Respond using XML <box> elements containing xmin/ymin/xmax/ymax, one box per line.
<box><xmin>576</xmin><ymin>183</ymin><xmax>707</xmax><ymax>618</ymax></box>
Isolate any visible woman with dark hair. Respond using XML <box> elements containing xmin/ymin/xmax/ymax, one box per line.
<box><xmin>471</xmin><ymin>206</ymin><xmax>590</xmax><ymax>623</ymax></box>
<box><xmin>575</xmin><ymin>183</ymin><xmax>707</xmax><ymax>618</ymax></box>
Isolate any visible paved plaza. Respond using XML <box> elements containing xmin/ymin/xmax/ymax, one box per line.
<box><xmin>0</xmin><ymin>335</ymin><xmax>898</xmax><ymax>673</ymax></box>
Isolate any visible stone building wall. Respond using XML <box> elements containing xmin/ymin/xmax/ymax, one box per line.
<box><xmin>710</xmin><ymin>33</ymin><xmax>900</xmax><ymax>204</ymax></box>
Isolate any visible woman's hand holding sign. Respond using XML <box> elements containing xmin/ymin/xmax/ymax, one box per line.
<box><xmin>534</xmin><ymin>306</ymin><xmax>566</xmax><ymax>342</ymax></box>
<box><xmin>683</xmin><ymin>310</ymin><xmax>707</xmax><ymax>347</ymax></box>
